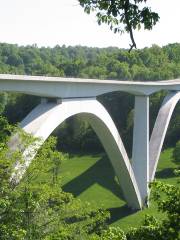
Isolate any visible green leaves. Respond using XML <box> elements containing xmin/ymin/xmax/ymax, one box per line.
<box><xmin>101</xmin><ymin>227</ymin><xmax>127</xmax><ymax>240</ymax></box>
<box><xmin>0</xmin><ymin>127</ymin><xmax>109</xmax><ymax>239</ymax></box>
<box><xmin>79</xmin><ymin>0</ymin><xmax>160</xmax><ymax>50</ymax></box>
<box><xmin>140</xmin><ymin>7</ymin><xmax>159</xmax><ymax>30</ymax></box>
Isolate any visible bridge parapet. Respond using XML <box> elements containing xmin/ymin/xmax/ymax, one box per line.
<box><xmin>0</xmin><ymin>74</ymin><xmax>180</xmax><ymax>98</ymax></box>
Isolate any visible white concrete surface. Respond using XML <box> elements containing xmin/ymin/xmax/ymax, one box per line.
<box><xmin>11</xmin><ymin>98</ymin><xmax>142</xmax><ymax>209</ymax></box>
<box><xmin>132</xmin><ymin>96</ymin><xmax>149</xmax><ymax>206</ymax></box>
<box><xmin>149</xmin><ymin>91</ymin><xmax>180</xmax><ymax>181</ymax></box>
<box><xmin>0</xmin><ymin>74</ymin><xmax>180</xmax><ymax>97</ymax></box>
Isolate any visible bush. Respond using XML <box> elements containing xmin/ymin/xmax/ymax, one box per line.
<box><xmin>101</xmin><ymin>227</ymin><xmax>127</xmax><ymax>240</ymax></box>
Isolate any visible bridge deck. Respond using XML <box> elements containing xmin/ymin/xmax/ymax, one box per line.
<box><xmin>0</xmin><ymin>74</ymin><xmax>179</xmax><ymax>98</ymax></box>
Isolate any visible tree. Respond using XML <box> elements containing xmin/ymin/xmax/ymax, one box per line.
<box><xmin>0</xmin><ymin>123</ymin><xmax>110</xmax><ymax>239</ymax></box>
<box><xmin>79</xmin><ymin>0</ymin><xmax>159</xmax><ymax>51</ymax></box>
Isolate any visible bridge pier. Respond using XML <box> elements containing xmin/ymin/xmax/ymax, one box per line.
<box><xmin>132</xmin><ymin>96</ymin><xmax>149</xmax><ymax>206</ymax></box>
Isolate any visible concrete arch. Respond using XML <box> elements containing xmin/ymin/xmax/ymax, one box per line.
<box><xmin>149</xmin><ymin>91</ymin><xmax>180</xmax><ymax>181</ymax></box>
<box><xmin>11</xmin><ymin>98</ymin><xmax>142</xmax><ymax>209</ymax></box>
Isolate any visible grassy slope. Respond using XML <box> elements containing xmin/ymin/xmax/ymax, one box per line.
<box><xmin>60</xmin><ymin>148</ymin><xmax>179</xmax><ymax>231</ymax></box>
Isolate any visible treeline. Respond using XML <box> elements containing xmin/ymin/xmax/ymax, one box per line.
<box><xmin>0</xmin><ymin>42</ymin><xmax>180</xmax><ymax>80</ymax></box>
<box><xmin>0</xmin><ymin>43</ymin><xmax>180</xmax><ymax>154</ymax></box>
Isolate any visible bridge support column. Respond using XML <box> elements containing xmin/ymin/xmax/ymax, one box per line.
<box><xmin>132</xmin><ymin>95</ymin><xmax>149</xmax><ymax>206</ymax></box>
<box><xmin>41</xmin><ymin>98</ymin><xmax>48</xmax><ymax>103</ymax></box>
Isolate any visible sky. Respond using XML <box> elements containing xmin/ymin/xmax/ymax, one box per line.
<box><xmin>0</xmin><ymin>0</ymin><xmax>180</xmax><ymax>49</ymax></box>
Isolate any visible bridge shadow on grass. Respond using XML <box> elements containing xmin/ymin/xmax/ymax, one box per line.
<box><xmin>62</xmin><ymin>155</ymin><xmax>123</xmax><ymax>200</ymax></box>
<box><xmin>62</xmin><ymin>155</ymin><xmax>136</xmax><ymax>222</ymax></box>
<box><xmin>155</xmin><ymin>167</ymin><xmax>177</xmax><ymax>179</ymax></box>
<box><xmin>108</xmin><ymin>206</ymin><xmax>137</xmax><ymax>224</ymax></box>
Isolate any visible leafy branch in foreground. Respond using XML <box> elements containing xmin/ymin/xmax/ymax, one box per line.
<box><xmin>79</xmin><ymin>0</ymin><xmax>159</xmax><ymax>51</ymax></box>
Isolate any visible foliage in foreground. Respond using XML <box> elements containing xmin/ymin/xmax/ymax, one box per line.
<box><xmin>0</xmin><ymin>120</ymin><xmax>109</xmax><ymax>239</ymax></box>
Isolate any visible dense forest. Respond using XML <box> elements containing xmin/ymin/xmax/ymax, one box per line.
<box><xmin>0</xmin><ymin>42</ymin><xmax>180</xmax><ymax>155</ymax></box>
<box><xmin>0</xmin><ymin>42</ymin><xmax>180</xmax><ymax>80</ymax></box>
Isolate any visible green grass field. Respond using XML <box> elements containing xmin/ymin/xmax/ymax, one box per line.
<box><xmin>60</xmin><ymin>148</ymin><xmax>179</xmax><ymax>231</ymax></box>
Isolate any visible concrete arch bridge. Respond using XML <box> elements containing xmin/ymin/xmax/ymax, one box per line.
<box><xmin>0</xmin><ymin>74</ymin><xmax>179</xmax><ymax>210</ymax></box>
